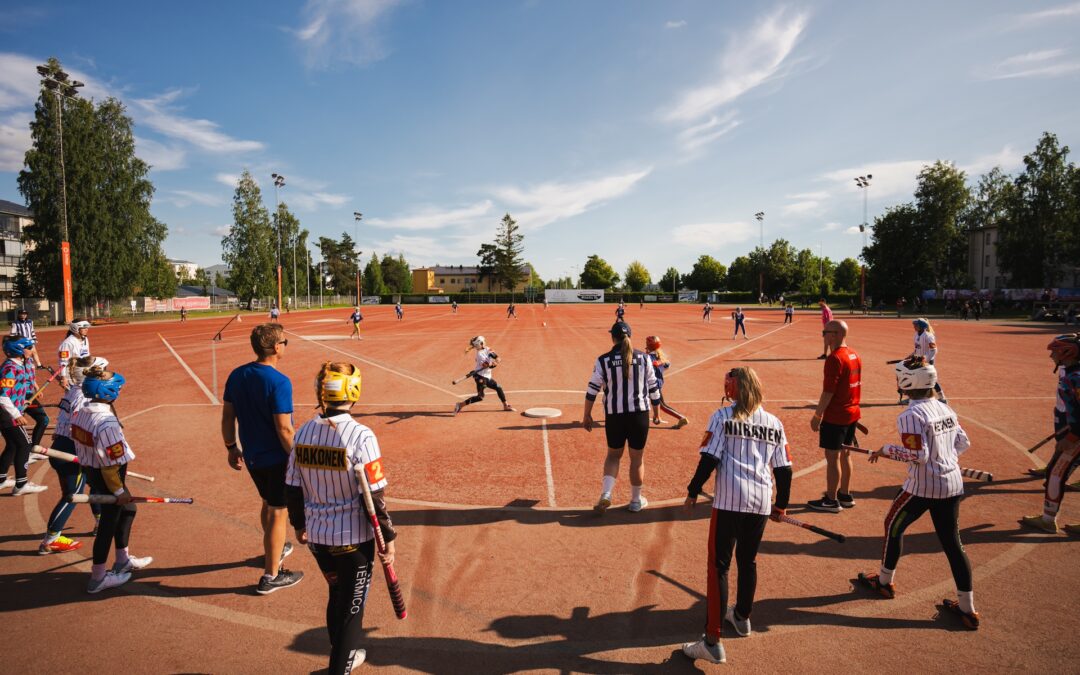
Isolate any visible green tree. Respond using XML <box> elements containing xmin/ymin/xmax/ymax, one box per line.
<box><xmin>725</xmin><ymin>257</ymin><xmax>754</xmax><ymax>292</ymax></box>
<box><xmin>318</xmin><ymin>232</ymin><xmax>359</xmax><ymax>295</ymax></box>
<box><xmin>833</xmin><ymin>257</ymin><xmax>861</xmax><ymax>292</ymax></box>
<box><xmin>493</xmin><ymin>213</ymin><xmax>527</xmax><ymax>292</ymax></box>
<box><xmin>683</xmin><ymin>255</ymin><xmax>727</xmax><ymax>292</ymax></box>
<box><xmin>914</xmin><ymin>160</ymin><xmax>971</xmax><ymax>290</ymax></box>
<box><xmin>863</xmin><ymin>204</ymin><xmax>924</xmax><ymax>300</ymax></box>
<box><xmin>363</xmin><ymin>253</ymin><xmax>389</xmax><ymax>295</ymax></box>
<box><xmin>580</xmin><ymin>254</ymin><xmax>619</xmax><ymax>289</ymax></box>
<box><xmin>624</xmin><ymin>260</ymin><xmax>651</xmax><ymax>292</ymax></box>
<box><xmin>222</xmin><ymin>170</ymin><xmax>275</xmax><ymax>303</ymax></box>
<box><xmin>658</xmin><ymin>266</ymin><xmax>680</xmax><ymax>292</ymax></box>
<box><xmin>271</xmin><ymin>203</ymin><xmax>303</xmax><ymax>301</ymax></box>
<box><xmin>476</xmin><ymin>243</ymin><xmax>498</xmax><ymax>291</ymax></box>
<box><xmin>526</xmin><ymin>263</ymin><xmax>545</xmax><ymax>290</ymax></box>
<box><xmin>380</xmin><ymin>253</ymin><xmax>412</xmax><ymax>293</ymax></box>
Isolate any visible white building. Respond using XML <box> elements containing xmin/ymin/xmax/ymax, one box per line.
<box><xmin>169</xmin><ymin>259</ymin><xmax>200</xmax><ymax>280</ymax></box>
<box><xmin>0</xmin><ymin>199</ymin><xmax>31</xmax><ymax>310</ymax></box>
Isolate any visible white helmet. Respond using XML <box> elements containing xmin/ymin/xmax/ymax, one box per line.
<box><xmin>894</xmin><ymin>357</ymin><xmax>937</xmax><ymax>391</ymax></box>
<box><xmin>470</xmin><ymin>335</ymin><xmax>486</xmax><ymax>349</ymax></box>
<box><xmin>70</xmin><ymin>355</ymin><xmax>108</xmax><ymax>386</ymax></box>
<box><xmin>69</xmin><ymin>319</ymin><xmax>91</xmax><ymax>333</ymax></box>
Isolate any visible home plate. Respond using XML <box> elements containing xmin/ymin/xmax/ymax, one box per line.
<box><xmin>523</xmin><ymin>407</ymin><xmax>562</xmax><ymax>419</ymax></box>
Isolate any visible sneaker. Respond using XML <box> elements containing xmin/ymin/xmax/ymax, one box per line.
<box><xmin>1020</xmin><ymin>515</ymin><xmax>1058</xmax><ymax>534</ymax></box>
<box><xmin>39</xmin><ymin>535</ymin><xmax>82</xmax><ymax>555</ymax></box>
<box><xmin>1027</xmin><ymin>467</ymin><xmax>1046</xmax><ymax>478</ymax></box>
<box><xmin>112</xmin><ymin>555</ymin><xmax>153</xmax><ymax>574</ymax></box>
<box><xmin>87</xmin><ymin>570</ymin><xmax>131</xmax><ymax>594</ymax></box>
<box><xmin>1063</xmin><ymin>523</ymin><xmax>1080</xmax><ymax>536</ymax></box>
<box><xmin>503</xmin><ymin>403</ymin><xmax>515</xmax><ymax>412</ymax></box>
<box><xmin>652</xmin><ymin>418</ymin><xmax>663</xmax><ymax>425</ymax></box>
<box><xmin>0</xmin><ymin>478</ymin><xmax>14</xmax><ymax>491</ymax></box>
<box><xmin>628</xmin><ymin>495</ymin><xmax>648</xmax><ymax>512</ymax></box>
<box><xmin>593</xmin><ymin>492</ymin><xmax>612</xmax><ymax>513</ymax></box>
<box><xmin>674</xmin><ymin>417</ymin><xmax>689</xmax><ymax>429</ymax></box>
<box><xmin>27</xmin><ymin>453</ymin><xmax>43</xmax><ymax>464</ymax></box>
<box><xmin>807</xmin><ymin>496</ymin><xmax>841</xmax><ymax>513</ymax></box>
<box><xmin>857</xmin><ymin>572</ymin><xmax>896</xmax><ymax>599</ymax></box>
<box><xmin>256</xmin><ymin>568</ymin><xmax>304</xmax><ymax>595</ymax></box>
<box><xmin>725</xmin><ymin>605</ymin><xmax>751</xmax><ymax>637</ymax></box>
<box><xmin>681</xmin><ymin>636</ymin><xmax>726</xmax><ymax>664</ymax></box>
<box><xmin>12</xmin><ymin>482</ymin><xmax>47</xmax><ymax>496</ymax></box>
<box><xmin>942</xmin><ymin>598</ymin><xmax>981</xmax><ymax>630</ymax></box>
<box><xmin>837</xmin><ymin>492</ymin><xmax>855</xmax><ymax>508</ymax></box>
<box><xmin>453</xmin><ymin>402</ymin><xmax>463</xmax><ymax>417</ymax></box>
<box><xmin>346</xmin><ymin>649</ymin><xmax>367</xmax><ymax>672</ymax></box>
<box><xmin>817</xmin><ymin>354</ymin><xmax>827</xmax><ymax>360</ymax></box>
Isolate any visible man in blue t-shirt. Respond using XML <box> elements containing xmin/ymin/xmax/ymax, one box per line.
<box><xmin>221</xmin><ymin>323</ymin><xmax>303</xmax><ymax>594</ymax></box>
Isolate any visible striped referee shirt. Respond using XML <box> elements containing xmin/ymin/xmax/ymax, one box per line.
<box><xmin>9</xmin><ymin>319</ymin><xmax>36</xmax><ymax>341</ymax></box>
<box><xmin>54</xmin><ymin>386</ymin><xmax>86</xmax><ymax>439</ymax></box>
<box><xmin>585</xmin><ymin>347</ymin><xmax>660</xmax><ymax>414</ymax></box>
<box><xmin>70</xmin><ymin>402</ymin><xmax>135</xmax><ymax>468</ymax></box>
<box><xmin>700</xmin><ymin>406</ymin><xmax>792</xmax><ymax>515</ymax></box>
<box><xmin>882</xmin><ymin>398</ymin><xmax>969</xmax><ymax>499</ymax></box>
<box><xmin>286</xmin><ymin>412</ymin><xmax>388</xmax><ymax>547</ymax></box>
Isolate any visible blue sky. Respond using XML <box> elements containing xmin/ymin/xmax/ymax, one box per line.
<box><xmin>1</xmin><ymin>1</ymin><xmax>1078</xmax><ymax>282</ymax></box>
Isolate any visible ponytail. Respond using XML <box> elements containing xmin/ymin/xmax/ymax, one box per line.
<box><xmin>730</xmin><ymin>367</ymin><xmax>765</xmax><ymax>420</ymax></box>
<box><xmin>315</xmin><ymin>360</ymin><xmax>354</xmax><ymax>412</ymax></box>
<box><xmin>620</xmin><ymin>336</ymin><xmax>633</xmax><ymax>379</ymax></box>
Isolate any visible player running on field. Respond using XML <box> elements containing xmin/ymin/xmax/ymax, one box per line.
<box><xmin>10</xmin><ymin>309</ymin><xmax>44</xmax><ymax>367</ymax></box>
<box><xmin>451</xmin><ymin>300</ymin><xmax>458</xmax><ymax>314</ymax></box>
<box><xmin>703</xmin><ymin>302</ymin><xmax>712</xmax><ymax>322</ymax></box>
<box><xmin>395</xmin><ymin>303</ymin><xmax>404</xmax><ymax>321</ymax></box>
<box><xmin>58</xmin><ymin>319</ymin><xmax>91</xmax><ymax>390</ymax></box>
<box><xmin>285</xmin><ymin>361</ymin><xmax>398</xmax><ymax>674</ymax></box>
<box><xmin>270</xmin><ymin>305</ymin><xmax>281</xmax><ymax>323</ymax></box>
<box><xmin>680</xmin><ymin>367</ymin><xmax>793</xmax><ymax>664</ymax></box>
<box><xmin>38</xmin><ymin>355</ymin><xmax>106</xmax><ymax>554</ymax></box>
<box><xmin>0</xmin><ymin>336</ymin><xmax>48</xmax><ymax>495</ymax></box>
<box><xmin>857</xmin><ymin>357</ymin><xmax>980</xmax><ymax>630</ymax></box>
<box><xmin>71</xmin><ymin>366</ymin><xmax>153</xmax><ymax>593</ymax></box>
<box><xmin>615</xmin><ymin>302</ymin><xmax>625</xmax><ymax>321</ymax></box>
<box><xmin>583</xmin><ymin>321</ymin><xmax>660</xmax><ymax>513</ymax></box>
<box><xmin>1021</xmin><ymin>334</ymin><xmax>1080</xmax><ymax>534</ymax></box>
<box><xmin>732</xmin><ymin>307</ymin><xmax>747</xmax><ymax>340</ymax></box>
<box><xmin>347</xmin><ymin>307</ymin><xmax>363</xmax><ymax>340</ymax></box>
<box><xmin>454</xmin><ymin>336</ymin><xmax>514</xmax><ymax>415</ymax></box>
<box><xmin>506</xmin><ymin>302</ymin><xmax>516</xmax><ymax>319</ymax></box>
<box><xmin>900</xmin><ymin>318</ymin><xmax>946</xmax><ymax>404</ymax></box>
<box><xmin>784</xmin><ymin>303</ymin><xmax>794</xmax><ymax>324</ymax></box>
<box><xmin>645</xmin><ymin>335</ymin><xmax>688</xmax><ymax>428</ymax></box>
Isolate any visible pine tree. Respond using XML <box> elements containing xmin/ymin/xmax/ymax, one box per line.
<box><xmin>493</xmin><ymin>213</ymin><xmax>526</xmax><ymax>292</ymax></box>
<box><xmin>363</xmin><ymin>253</ymin><xmax>389</xmax><ymax>295</ymax></box>
<box><xmin>221</xmin><ymin>170</ymin><xmax>275</xmax><ymax>303</ymax></box>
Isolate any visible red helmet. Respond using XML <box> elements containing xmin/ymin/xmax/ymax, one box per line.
<box><xmin>1048</xmin><ymin>333</ymin><xmax>1080</xmax><ymax>366</ymax></box>
<box><xmin>724</xmin><ymin>368</ymin><xmax>739</xmax><ymax>400</ymax></box>
<box><xmin>645</xmin><ymin>335</ymin><xmax>661</xmax><ymax>351</ymax></box>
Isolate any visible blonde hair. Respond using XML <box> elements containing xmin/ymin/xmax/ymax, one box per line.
<box><xmin>315</xmin><ymin>361</ymin><xmax>357</xmax><ymax>411</ymax></box>
<box><xmin>651</xmin><ymin>346</ymin><xmax>668</xmax><ymax>363</ymax></box>
<box><xmin>618</xmin><ymin>335</ymin><xmax>633</xmax><ymax>379</ymax></box>
<box><xmin>730</xmin><ymin>366</ymin><xmax>764</xmax><ymax>420</ymax></box>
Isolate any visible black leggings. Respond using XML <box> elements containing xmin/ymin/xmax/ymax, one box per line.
<box><xmin>46</xmin><ymin>436</ymin><xmax>100</xmax><ymax>534</ymax></box>
<box><xmin>85</xmin><ymin>465</ymin><xmax>137</xmax><ymax>565</ymax></box>
<box><xmin>312</xmin><ymin>540</ymin><xmax>376</xmax><ymax>675</ymax></box>
<box><xmin>463</xmin><ymin>376</ymin><xmax>506</xmax><ymax>406</ymax></box>
<box><xmin>0</xmin><ymin>424</ymin><xmax>32</xmax><ymax>482</ymax></box>
<box><xmin>709</xmin><ymin>509</ymin><xmax>768</xmax><ymax>622</ymax></box>
<box><xmin>734</xmin><ymin>319</ymin><xmax>746</xmax><ymax>336</ymax></box>
<box><xmin>882</xmin><ymin>491</ymin><xmax>971</xmax><ymax>591</ymax></box>
<box><xmin>26</xmin><ymin>404</ymin><xmax>49</xmax><ymax>447</ymax></box>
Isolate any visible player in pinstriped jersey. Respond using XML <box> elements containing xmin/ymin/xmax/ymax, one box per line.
<box><xmin>58</xmin><ymin>319</ymin><xmax>91</xmax><ymax>389</ymax></box>
<box><xmin>285</xmin><ymin>361</ymin><xmax>397</xmax><ymax>673</ymax></box>
<box><xmin>680</xmin><ymin>367</ymin><xmax>792</xmax><ymax>665</ymax></box>
<box><xmin>583</xmin><ymin>321</ymin><xmax>661</xmax><ymax>513</ymax></box>
<box><xmin>856</xmin><ymin>356</ymin><xmax>980</xmax><ymax>630</ymax></box>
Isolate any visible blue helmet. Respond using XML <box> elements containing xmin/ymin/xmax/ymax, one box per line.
<box><xmin>82</xmin><ymin>371</ymin><xmax>126</xmax><ymax>402</ymax></box>
<box><xmin>3</xmin><ymin>336</ymin><xmax>34</xmax><ymax>358</ymax></box>
<box><xmin>912</xmin><ymin>318</ymin><xmax>930</xmax><ymax>332</ymax></box>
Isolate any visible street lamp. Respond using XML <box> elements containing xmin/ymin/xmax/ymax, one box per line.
<box><xmin>855</xmin><ymin>174</ymin><xmax>872</xmax><ymax>306</ymax></box>
<box><xmin>755</xmin><ymin>211</ymin><xmax>765</xmax><ymax>300</ymax></box>
<box><xmin>272</xmin><ymin>173</ymin><xmax>285</xmax><ymax>311</ymax></box>
<box><xmin>37</xmin><ymin>63</ymin><xmax>83</xmax><ymax>323</ymax></box>
<box><xmin>353</xmin><ymin>211</ymin><xmax>362</xmax><ymax>306</ymax></box>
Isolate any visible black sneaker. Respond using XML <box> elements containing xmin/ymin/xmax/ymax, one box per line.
<box><xmin>837</xmin><ymin>493</ymin><xmax>855</xmax><ymax>509</ymax></box>
<box><xmin>808</xmin><ymin>497</ymin><xmax>841</xmax><ymax>513</ymax></box>
<box><xmin>257</xmin><ymin>568</ymin><xmax>304</xmax><ymax>595</ymax></box>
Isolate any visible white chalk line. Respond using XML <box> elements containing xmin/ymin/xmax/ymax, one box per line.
<box><xmin>542</xmin><ymin>419</ymin><xmax>556</xmax><ymax>508</ymax></box>
<box><xmin>666</xmin><ymin>322</ymin><xmax>792</xmax><ymax>377</ymax></box>
<box><xmin>158</xmin><ymin>334</ymin><xmax>219</xmax><ymax>405</ymax></box>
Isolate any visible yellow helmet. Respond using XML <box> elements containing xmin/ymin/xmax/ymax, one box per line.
<box><xmin>317</xmin><ymin>363</ymin><xmax>362</xmax><ymax>406</ymax></box>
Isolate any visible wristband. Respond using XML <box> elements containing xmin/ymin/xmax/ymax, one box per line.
<box><xmin>113</xmin><ymin>487</ymin><xmax>126</xmax><ymax>497</ymax></box>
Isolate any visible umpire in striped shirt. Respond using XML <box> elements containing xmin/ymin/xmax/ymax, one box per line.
<box><xmin>583</xmin><ymin>321</ymin><xmax>660</xmax><ymax>514</ymax></box>
<box><xmin>9</xmin><ymin>309</ymin><xmax>43</xmax><ymax>368</ymax></box>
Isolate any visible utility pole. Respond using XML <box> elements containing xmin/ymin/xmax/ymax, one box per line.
<box><xmin>353</xmin><ymin>212</ymin><xmax>363</xmax><ymax>306</ymax></box>
<box><xmin>272</xmin><ymin>173</ymin><xmax>285</xmax><ymax>311</ymax></box>
<box><xmin>855</xmin><ymin>175</ymin><xmax>872</xmax><ymax>307</ymax></box>
<box><xmin>755</xmin><ymin>211</ymin><xmax>765</xmax><ymax>301</ymax></box>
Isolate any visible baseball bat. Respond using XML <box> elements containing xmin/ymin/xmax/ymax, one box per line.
<box><xmin>68</xmin><ymin>494</ymin><xmax>192</xmax><ymax>504</ymax></box>
<box><xmin>1027</xmin><ymin>433</ymin><xmax>1056</xmax><ymax>454</ymax></box>
<box><xmin>855</xmin><ymin>422</ymin><xmax>869</xmax><ymax>435</ymax></box>
<box><xmin>452</xmin><ymin>370</ymin><xmax>477</xmax><ymax>385</ymax></box>
<box><xmin>885</xmin><ymin>359</ymin><xmax>903</xmax><ymax>365</ymax></box>
<box><xmin>842</xmin><ymin>444</ymin><xmax>993</xmax><ymax>482</ymax></box>
<box><xmin>31</xmin><ymin>446</ymin><xmax>155</xmax><ymax>482</ymax></box>
<box><xmin>779</xmin><ymin>514</ymin><xmax>846</xmax><ymax>543</ymax></box>
<box><xmin>355</xmin><ymin>464</ymin><xmax>407</xmax><ymax>620</ymax></box>
<box><xmin>27</xmin><ymin>366</ymin><xmax>63</xmax><ymax>404</ymax></box>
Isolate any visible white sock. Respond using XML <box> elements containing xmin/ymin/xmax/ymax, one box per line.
<box><xmin>958</xmin><ymin>590</ymin><xmax>975</xmax><ymax>614</ymax></box>
<box><xmin>601</xmin><ymin>475</ymin><xmax>616</xmax><ymax>495</ymax></box>
<box><xmin>631</xmin><ymin>485</ymin><xmax>642</xmax><ymax>502</ymax></box>
<box><xmin>44</xmin><ymin>532</ymin><xmax>60</xmax><ymax>544</ymax></box>
<box><xmin>878</xmin><ymin>566</ymin><xmax>895</xmax><ymax>585</ymax></box>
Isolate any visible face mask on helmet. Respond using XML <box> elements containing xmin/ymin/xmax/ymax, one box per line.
<box><xmin>724</xmin><ymin>369</ymin><xmax>739</xmax><ymax>400</ymax></box>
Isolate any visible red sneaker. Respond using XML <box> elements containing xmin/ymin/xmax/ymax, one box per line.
<box><xmin>857</xmin><ymin>572</ymin><xmax>896</xmax><ymax>599</ymax></box>
<box><xmin>942</xmin><ymin>599</ymin><xmax>981</xmax><ymax>630</ymax></box>
<box><xmin>39</xmin><ymin>535</ymin><xmax>82</xmax><ymax>555</ymax></box>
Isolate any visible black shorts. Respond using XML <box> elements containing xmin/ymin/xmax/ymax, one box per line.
<box><xmin>248</xmin><ymin>463</ymin><xmax>288</xmax><ymax>507</ymax></box>
<box><xmin>604</xmin><ymin>412</ymin><xmax>650</xmax><ymax>451</ymax></box>
<box><xmin>819</xmin><ymin>421</ymin><xmax>857</xmax><ymax>451</ymax></box>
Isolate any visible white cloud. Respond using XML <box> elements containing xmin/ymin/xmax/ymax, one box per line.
<box><xmin>782</xmin><ymin>200</ymin><xmax>822</xmax><ymax>215</ymax></box>
<box><xmin>663</xmin><ymin>8</ymin><xmax>808</xmax><ymax>123</ymax></box>
<box><xmin>819</xmin><ymin>160</ymin><xmax>929</xmax><ymax>200</ymax></box>
<box><xmin>665</xmin><ymin>19</ymin><xmax>687</xmax><ymax>29</ymax></box>
<box><xmin>492</xmin><ymin>168</ymin><xmax>652</xmax><ymax>229</ymax></box>
<box><xmin>367</xmin><ymin>200</ymin><xmax>493</xmax><ymax>230</ymax></box>
<box><xmin>371</xmin><ymin>232</ymin><xmax>488</xmax><ymax>265</ymax></box>
<box><xmin>677</xmin><ymin>111</ymin><xmax>741</xmax><ymax>153</ymax></box>
<box><xmin>1018</xmin><ymin>2</ymin><xmax>1080</xmax><ymax>22</ymax></box>
<box><xmin>672</xmin><ymin>221</ymin><xmax>754</xmax><ymax>248</ymax></box>
<box><xmin>135</xmin><ymin>136</ymin><xmax>186</xmax><ymax>171</ymax></box>
<box><xmin>169</xmin><ymin>190</ymin><xmax>227</xmax><ymax>208</ymax></box>
<box><xmin>213</xmin><ymin>225</ymin><xmax>231</xmax><ymax>236</ymax></box>
<box><xmin>0</xmin><ymin>53</ymin><xmax>111</xmax><ymax>111</ymax></box>
<box><xmin>787</xmin><ymin>191</ymin><xmax>830</xmax><ymax>200</ymax></box>
<box><xmin>287</xmin><ymin>191</ymin><xmax>351</xmax><ymax>210</ymax></box>
<box><xmin>0</xmin><ymin>111</ymin><xmax>31</xmax><ymax>171</ymax></box>
<box><xmin>820</xmin><ymin>222</ymin><xmax>842</xmax><ymax>231</ymax></box>
<box><xmin>132</xmin><ymin>89</ymin><xmax>264</xmax><ymax>154</ymax></box>
<box><xmin>844</xmin><ymin>226</ymin><xmax>862</xmax><ymax>235</ymax></box>
<box><xmin>981</xmin><ymin>48</ymin><xmax>1080</xmax><ymax>79</ymax></box>
<box><xmin>294</xmin><ymin>0</ymin><xmax>405</xmax><ymax>69</ymax></box>
<box><xmin>215</xmin><ymin>173</ymin><xmax>240</xmax><ymax>188</ymax></box>
<box><xmin>962</xmin><ymin>145</ymin><xmax>1024</xmax><ymax>176</ymax></box>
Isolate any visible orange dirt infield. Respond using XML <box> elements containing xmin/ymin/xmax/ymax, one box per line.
<box><xmin>3</xmin><ymin>303</ymin><xmax>1079</xmax><ymax>673</ymax></box>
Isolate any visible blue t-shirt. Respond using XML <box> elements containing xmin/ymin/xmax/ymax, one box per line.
<box><xmin>223</xmin><ymin>362</ymin><xmax>294</xmax><ymax>468</ymax></box>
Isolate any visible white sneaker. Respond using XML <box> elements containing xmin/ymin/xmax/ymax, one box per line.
<box><xmin>628</xmin><ymin>495</ymin><xmax>648</xmax><ymax>512</ymax></box>
<box><xmin>725</xmin><ymin>605</ymin><xmax>751</xmax><ymax>636</ymax></box>
<box><xmin>682</xmin><ymin>636</ymin><xmax>726</xmax><ymax>664</ymax></box>
<box><xmin>112</xmin><ymin>555</ymin><xmax>153</xmax><ymax>574</ymax></box>
<box><xmin>347</xmin><ymin>649</ymin><xmax>366</xmax><ymax>672</ymax></box>
<box><xmin>87</xmin><ymin>570</ymin><xmax>131</xmax><ymax>594</ymax></box>
<box><xmin>12</xmin><ymin>482</ymin><xmax>47</xmax><ymax>496</ymax></box>
<box><xmin>0</xmin><ymin>478</ymin><xmax>14</xmax><ymax>490</ymax></box>
<box><xmin>27</xmin><ymin>453</ymin><xmax>44</xmax><ymax>464</ymax></box>
<box><xmin>593</xmin><ymin>492</ymin><xmax>612</xmax><ymax>513</ymax></box>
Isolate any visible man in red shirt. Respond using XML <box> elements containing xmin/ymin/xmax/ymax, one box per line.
<box><xmin>808</xmin><ymin>320</ymin><xmax>862</xmax><ymax>513</ymax></box>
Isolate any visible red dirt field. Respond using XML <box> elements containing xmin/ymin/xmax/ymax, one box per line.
<box><xmin>3</xmin><ymin>303</ymin><xmax>1078</xmax><ymax>674</ymax></box>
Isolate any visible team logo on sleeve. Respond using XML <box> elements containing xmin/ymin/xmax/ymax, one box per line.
<box><xmin>0</xmin><ymin>378</ymin><xmax>13</xmax><ymax>388</ymax></box>
<box><xmin>901</xmin><ymin>433</ymin><xmax>922</xmax><ymax>450</ymax></box>
<box><xmin>296</xmin><ymin>444</ymin><xmax>346</xmax><ymax>470</ymax></box>
<box><xmin>60</xmin><ymin>351</ymin><xmax>70</xmax><ymax>359</ymax></box>
<box><xmin>71</xmin><ymin>425</ymin><xmax>94</xmax><ymax>446</ymax></box>
<box><xmin>365</xmin><ymin>458</ymin><xmax>385</xmax><ymax>484</ymax></box>
<box><xmin>107</xmin><ymin>442</ymin><xmax>125</xmax><ymax>459</ymax></box>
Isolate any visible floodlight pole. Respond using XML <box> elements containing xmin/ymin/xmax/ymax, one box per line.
<box><xmin>855</xmin><ymin>175</ymin><xmax>872</xmax><ymax>306</ymax></box>
<box><xmin>354</xmin><ymin>212</ymin><xmax>363</xmax><ymax>306</ymax></box>
<box><xmin>272</xmin><ymin>173</ymin><xmax>285</xmax><ymax>311</ymax></box>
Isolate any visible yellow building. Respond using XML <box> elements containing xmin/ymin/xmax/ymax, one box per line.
<box><xmin>411</xmin><ymin>264</ymin><xmax>533</xmax><ymax>294</ymax></box>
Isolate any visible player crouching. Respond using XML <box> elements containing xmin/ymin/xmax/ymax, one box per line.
<box><xmin>71</xmin><ymin>366</ymin><xmax>153</xmax><ymax>593</ymax></box>
<box><xmin>286</xmin><ymin>362</ymin><xmax>398</xmax><ymax>673</ymax></box>
<box><xmin>856</xmin><ymin>357</ymin><xmax>980</xmax><ymax>630</ymax></box>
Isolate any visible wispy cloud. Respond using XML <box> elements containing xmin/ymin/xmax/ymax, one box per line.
<box><xmin>665</xmin><ymin>19</ymin><xmax>687</xmax><ymax>29</ymax></box>
<box><xmin>135</xmin><ymin>136</ymin><xmax>186</xmax><ymax>172</ymax></box>
<box><xmin>962</xmin><ymin>145</ymin><xmax>1024</xmax><ymax>175</ymax></box>
<box><xmin>844</xmin><ymin>226</ymin><xmax>861</xmax><ymax>235</ymax></box>
<box><xmin>663</xmin><ymin>8</ymin><xmax>808</xmax><ymax>124</ymax></box>
<box><xmin>287</xmin><ymin>191</ymin><xmax>351</xmax><ymax>210</ymax></box>
<box><xmin>1018</xmin><ymin>2</ymin><xmax>1080</xmax><ymax>22</ymax></box>
<box><xmin>212</xmin><ymin>225</ymin><xmax>231</xmax><ymax>237</ymax></box>
<box><xmin>0</xmin><ymin>111</ymin><xmax>31</xmax><ymax>171</ymax></box>
<box><xmin>492</xmin><ymin>168</ymin><xmax>652</xmax><ymax>230</ymax></box>
<box><xmin>293</xmin><ymin>0</ymin><xmax>405</xmax><ymax>69</ymax></box>
<box><xmin>782</xmin><ymin>199</ymin><xmax>823</xmax><ymax>216</ymax></box>
<box><xmin>819</xmin><ymin>160</ymin><xmax>930</xmax><ymax>201</ymax></box>
<box><xmin>132</xmin><ymin>89</ymin><xmax>264</xmax><ymax>154</ymax></box>
<box><xmin>215</xmin><ymin>172</ymin><xmax>240</xmax><ymax>188</ymax></box>
<box><xmin>980</xmin><ymin>48</ymin><xmax>1080</xmax><ymax>79</ymax></box>
<box><xmin>820</xmin><ymin>222</ymin><xmax>842</xmax><ymax>231</ymax></box>
<box><xmin>677</xmin><ymin>110</ymin><xmax>741</xmax><ymax>154</ymax></box>
<box><xmin>368</xmin><ymin>200</ymin><xmax>494</xmax><ymax>230</ymax></box>
<box><xmin>672</xmin><ymin>221</ymin><xmax>754</xmax><ymax>248</ymax></box>
<box><xmin>169</xmin><ymin>190</ymin><xmax>227</xmax><ymax>208</ymax></box>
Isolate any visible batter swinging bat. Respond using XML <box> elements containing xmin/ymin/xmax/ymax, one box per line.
<box><xmin>355</xmin><ymin>464</ymin><xmax>407</xmax><ymax>620</ymax></box>
<box><xmin>452</xmin><ymin>370</ymin><xmax>477</xmax><ymax>385</ymax></box>
<box><xmin>32</xmin><ymin>445</ymin><xmax>155</xmax><ymax>482</ymax></box>
<box><xmin>841</xmin><ymin>444</ymin><xmax>993</xmax><ymax>482</ymax></box>
<box><xmin>779</xmin><ymin>514</ymin><xmax>846</xmax><ymax>543</ymax></box>
<box><xmin>69</xmin><ymin>494</ymin><xmax>192</xmax><ymax>504</ymax></box>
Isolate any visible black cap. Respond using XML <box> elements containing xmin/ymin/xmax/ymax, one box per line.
<box><xmin>610</xmin><ymin>321</ymin><xmax>631</xmax><ymax>337</ymax></box>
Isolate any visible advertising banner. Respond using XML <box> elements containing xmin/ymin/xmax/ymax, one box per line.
<box><xmin>428</xmin><ymin>296</ymin><xmax>450</xmax><ymax>303</ymax></box>
<box><xmin>678</xmin><ymin>291</ymin><xmax>699</xmax><ymax>302</ymax></box>
<box><xmin>173</xmin><ymin>297</ymin><xmax>211</xmax><ymax>310</ymax></box>
<box><xmin>361</xmin><ymin>297</ymin><xmax>381</xmax><ymax>304</ymax></box>
<box><xmin>544</xmin><ymin>289</ymin><xmax>606</xmax><ymax>303</ymax></box>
